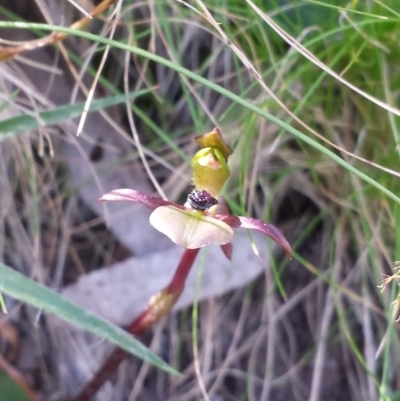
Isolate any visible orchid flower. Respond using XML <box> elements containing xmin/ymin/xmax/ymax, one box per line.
<box><xmin>99</xmin><ymin>128</ymin><xmax>291</xmax><ymax>259</ymax></box>
<box><xmin>75</xmin><ymin>129</ymin><xmax>291</xmax><ymax>401</ymax></box>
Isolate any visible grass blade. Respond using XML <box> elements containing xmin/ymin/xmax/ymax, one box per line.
<box><xmin>0</xmin><ymin>89</ymin><xmax>151</xmax><ymax>139</ymax></box>
<box><xmin>0</xmin><ymin>263</ymin><xmax>178</xmax><ymax>375</ymax></box>
<box><xmin>0</xmin><ymin>22</ymin><xmax>398</xmax><ymax>206</ymax></box>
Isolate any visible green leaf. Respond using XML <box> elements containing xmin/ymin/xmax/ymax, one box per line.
<box><xmin>0</xmin><ymin>89</ymin><xmax>151</xmax><ymax>140</ymax></box>
<box><xmin>0</xmin><ymin>370</ymin><xmax>32</xmax><ymax>401</ymax></box>
<box><xmin>0</xmin><ymin>263</ymin><xmax>178</xmax><ymax>375</ymax></box>
<box><xmin>0</xmin><ymin>290</ymin><xmax>6</xmax><ymax>313</ymax></box>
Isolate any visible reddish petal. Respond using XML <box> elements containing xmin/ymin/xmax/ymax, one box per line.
<box><xmin>99</xmin><ymin>189</ymin><xmax>184</xmax><ymax>211</ymax></box>
<box><xmin>216</xmin><ymin>197</ymin><xmax>230</xmax><ymax>216</ymax></box>
<box><xmin>218</xmin><ymin>215</ymin><xmax>291</xmax><ymax>258</ymax></box>
<box><xmin>215</xmin><ymin>215</ymin><xmax>241</xmax><ymax>227</ymax></box>
<box><xmin>149</xmin><ymin>206</ymin><xmax>233</xmax><ymax>249</ymax></box>
<box><xmin>220</xmin><ymin>243</ymin><xmax>233</xmax><ymax>260</ymax></box>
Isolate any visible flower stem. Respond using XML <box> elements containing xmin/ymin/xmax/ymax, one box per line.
<box><xmin>72</xmin><ymin>248</ymin><xmax>200</xmax><ymax>401</ymax></box>
<box><xmin>166</xmin><ymin>248</ymin><xmax>200</xmax><ymax>294</ymax></box>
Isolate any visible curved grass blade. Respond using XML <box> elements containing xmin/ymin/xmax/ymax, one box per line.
<box><xmin>0</xmin><ymin>22</ymin><xmax>398</xmax><ymax>206</ymax></box>
<box><xmin>0</xmin><ymin>263</ymin><xmax>178</xmax><ymax>375</ymax></box>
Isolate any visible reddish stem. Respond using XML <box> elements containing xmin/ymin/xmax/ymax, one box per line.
<box><xmin>72</xmin><ymin>248</ymin><xmax>200</xmax><ymax>401</ymax></box>
<box><xmin>165</xmin><ymin>248</ymin><xmax>200</xmax><ymax>294</ymax></box>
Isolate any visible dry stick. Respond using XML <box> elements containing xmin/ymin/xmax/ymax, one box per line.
<box><xmin>73</xmin><ymin>248</ymin><xmax>200</xmax><ymax>401</ymax></box>
<box><xmin>0</xmin><ymin>0</ymin><xmax>118</xmax><ymax>61</ymax></box>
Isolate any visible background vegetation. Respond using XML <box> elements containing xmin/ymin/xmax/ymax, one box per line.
<box><xmin>1</xmin><ymin>0</ymin><xmax>400</xmax><ymax>400</ymax></box>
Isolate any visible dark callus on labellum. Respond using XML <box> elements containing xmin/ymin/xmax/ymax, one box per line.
<box><xmin>187</xmin><ymin>189</ymin><xmax>218</xmax><ymax>211</ymax></box>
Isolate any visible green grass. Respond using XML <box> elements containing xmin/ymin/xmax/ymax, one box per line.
<box><xmin>1</xmin><ymin>0</ymin><xmax>400</xmax><ymax>400</ymax></box>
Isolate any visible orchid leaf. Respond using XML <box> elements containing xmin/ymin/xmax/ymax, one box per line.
<box><xmin>99</xmin><ymin>189</ymin><xmax>183</xmax><ymax>210</ymax></box>
<box><xmin>149</xmin><ymin>206</ymin><xmax>233</xmax><ymax>249</ymax></box>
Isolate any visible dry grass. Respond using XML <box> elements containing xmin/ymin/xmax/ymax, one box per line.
<box><xmin>1</xmin><ymin>0</ymin><xmax>400</xmax><ymax>400</ymax></box>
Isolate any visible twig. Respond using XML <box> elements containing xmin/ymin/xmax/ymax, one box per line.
<box><xmin>0</xmin><ymin>0</ymin><xmax>118</xmax><ymax>61</ymax></box>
